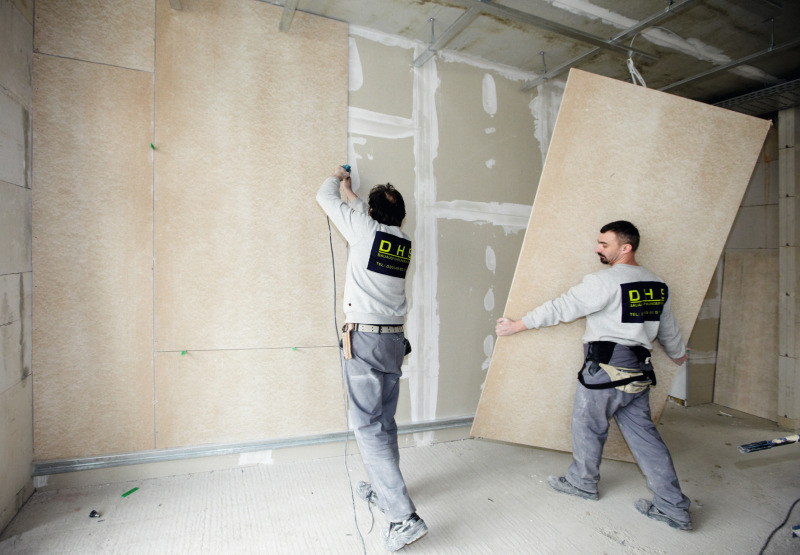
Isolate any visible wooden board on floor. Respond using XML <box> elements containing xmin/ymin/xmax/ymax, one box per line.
<box><xmin>472</xmin><ymin>69</ymin><xmax>770</xmax><ymax>461</ymax></box>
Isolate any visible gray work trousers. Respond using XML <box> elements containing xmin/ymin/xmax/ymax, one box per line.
<box><xmin>566</xmin><ymin>363</ymin><xmax>691</xmax><ymax>522</ymax></box>
<box><xmin>344</xmin><ymin>330</ymin><xmax>415</xmax><ymax>523</ymax></box>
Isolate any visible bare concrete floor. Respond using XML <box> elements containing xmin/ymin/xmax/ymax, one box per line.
<box><xmin>1</xmin><ymin>402</ymin><xmax>799</xmax><ymax>554</ymax></box>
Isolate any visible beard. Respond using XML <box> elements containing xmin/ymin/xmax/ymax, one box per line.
<box><xmin>598</xmin><ymin>253</ymin><xmax>610</xmax><ymax>265</ymax></box>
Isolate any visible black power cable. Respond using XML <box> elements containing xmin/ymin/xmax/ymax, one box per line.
<box><xmin>758</xmin><ymin>497</ymin><xmax>800</xmax><ymax>555</ymax></box>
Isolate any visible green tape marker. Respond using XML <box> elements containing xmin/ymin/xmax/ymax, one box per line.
<box><xmin>121</xmin><ymin>487</ymin><xmax>138</xmax><ymax>498</ymax></box>
<box><xmin>181</xmin><ymin>350</ymin><xmax>187</xmax><ymax>356</ymax></box>
<box><xmin>150</xmin><ymin>143</ymin><xmax>155</xmax><ymax>150</ymax></box>
<box><xmin>292</xmin><ymin>347</ymin><xmax>297</xmax><ymax>351</ymax></box>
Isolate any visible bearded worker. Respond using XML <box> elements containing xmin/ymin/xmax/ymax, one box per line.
<box><xmin>496</xmin><ymin>220</ymin><xmax>692</xmax><ymax>531</ymax></box>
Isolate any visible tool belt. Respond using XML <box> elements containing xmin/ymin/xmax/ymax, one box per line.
<box><xmin>340</xmin><ymin>323</ymin><xmax>405</xmax><ymax>361</ymax></box>
<box><xmin>577</xmin><ymin>341</ymin><xmax>656</xmax><ymax>394</ymax></box>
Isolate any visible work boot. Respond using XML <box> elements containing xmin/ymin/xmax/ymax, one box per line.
<box><xmin>635</xmin><ymin>499</ymin><xmax>692</xmax><ymax>530</ymax></box>
<box><xmin>546</xmin><ymin>475</ymin><xmax>599</xmax><ymax>501</ymax></box>
<box><xmin>383</xmin><ymin>512</ymin><xmax>428</xmax><ymax>551</ymax></box>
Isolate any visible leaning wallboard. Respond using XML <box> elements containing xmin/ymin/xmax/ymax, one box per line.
<box><xmin>472</xmin><ymin>69</ymin><xmax>770</xmax><ymax>462</ymax></box>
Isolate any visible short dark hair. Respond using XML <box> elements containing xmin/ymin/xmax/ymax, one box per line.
<box><xmin>368</xmin><ymin>183</ymin><xmax>406</xmax><ymax>227</ymax></box>
<box><xmin>600</xmin><ymin>220</ymin><xmax>640</xmax><ymax>251</ymax></box>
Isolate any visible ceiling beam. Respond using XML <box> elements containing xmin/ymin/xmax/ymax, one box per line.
<box><xmin>413</xmin><ymin>7</ymin><xmax>482</xmax><ymax>67</ymax></box>
<box><xmin>443</xmin><ymin>0</ymin><xmax>658</xmax><ymax>63</ymax></box>
<box><xmin>660</xmin><ymin>36</ymin><xmax>800</xmax><ymax>93</ymax></box>
<box><xmin>521</xmin><ymin>0</ymin><xmax>701</xmax><ymax>91</ymax></box>
<box><xmin>279</xmin><ymin>0</ymin><xmax>300</xmax><ymax>32</ymax></box>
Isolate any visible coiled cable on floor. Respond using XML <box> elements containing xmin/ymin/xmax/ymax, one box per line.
<box><xmin>327</xmin><ymin>216</ymin><xmax>367</xmax><ymax>555</ymax></box>
<box><xmin>758</xmin><ymin>497</ymin><xmax>800</xmax><ymax>554</ymax></box>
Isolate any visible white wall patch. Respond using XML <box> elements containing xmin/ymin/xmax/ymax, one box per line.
<box><xmin>482</xmin><ymin>334</ymin><xmax>494</xmax><ymax>370</ymax></box>
<box><xmin>482</xmin><ymin>73</ymin><xmax>497</xmax><ymax>116</ymax></box>
<box><xmin>484</xmin><ymin>287</ymin><xmax>495</xmax><ymax>311</ymax></box>
<box><xmin>485</xmin><ymin>245</ymin><xmax>496</xmax><ymax>274</ymax></box>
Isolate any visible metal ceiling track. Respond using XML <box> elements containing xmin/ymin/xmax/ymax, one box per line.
<box><xmin>521</xmin><ymin>0</ymin><xmax>701</xmax><ymax>91</ymax></box>
<box><xmin>660</xmin><ymin>36</ymin><xmax>800</xmax><ymax>93</ymax></box>
<box><xmin>414</xmin><ymin>0</ymin><xmax>658</xmax><ymax>68</ymax></box>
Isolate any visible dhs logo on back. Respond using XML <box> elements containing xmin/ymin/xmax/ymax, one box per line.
<box><xmin>368</xmin><ymin>231</ymin><xmax>411</xmax><ymax>279</ymax></box>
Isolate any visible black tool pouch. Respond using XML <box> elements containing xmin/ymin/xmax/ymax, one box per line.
<box><xmin>578</xmin><ymin>341</ymin><xmax>656</xmax><ymax>390</ymax></box>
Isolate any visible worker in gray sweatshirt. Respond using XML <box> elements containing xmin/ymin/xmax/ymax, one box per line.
<box><xmin>317</xmin><ymin>165</ymin><xmax>427</xmax><ymax>551</ymax></box>
<box><xmin>496</xmin><ymin>220</ymin><xmax>692</xmax><ymax>531</ymax></box>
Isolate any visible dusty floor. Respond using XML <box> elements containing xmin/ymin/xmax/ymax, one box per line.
<box><xmin>1</xmin><ymin>402</ymin><xmax>799</xmax><ymax>554</ymax></box>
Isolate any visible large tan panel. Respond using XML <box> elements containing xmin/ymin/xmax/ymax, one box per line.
<box><xmin>437</xmin><ymin>219</ymin><xmax>524</xmax><ymax>417</ymax></box>
<box><xmin>154</xmin><ymin>348</ymin><xmax>344</xmax><ymax>448</ymax></box>
<box><xmin>34</xmin><ymin>0</ymin><xmax>154</xmax><ymax>72</ymax></box>
<box><xmin>154</xmin><ymin>0</ymin><xmax>348</xmax><ymax>351</ymax></box>
<box><xmin>435</xmin><ymin>62</ymin><xmax>541</xmax><ymax>205</ymax></box>
<box><xmin>32</xmin><ymin>55</ymin><xmax>154</xmax><ymax>459</ymax></box>
<box><xmin>473</xmin><ymin>70</ymin><xmax>770</xmax><ymax>461</ymax></box>
<box><xmin>714</xmin><ymin>250</ymin><xmax>778</xmax><ymax>421</ymax></box>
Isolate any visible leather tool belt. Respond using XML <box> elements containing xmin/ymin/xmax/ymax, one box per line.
<box><xmin>341</xmin><ymin>323</ymin><xmax>355</xmax><ymax>360</ymax></box>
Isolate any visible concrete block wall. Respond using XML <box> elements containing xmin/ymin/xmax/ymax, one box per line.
<box><xmin>0</xmin><ymin>0</ymin><xmax>34</xmax><ymax>533</ymax></box>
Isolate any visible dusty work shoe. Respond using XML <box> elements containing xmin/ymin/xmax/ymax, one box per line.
<box><xmin>547</xmin><ymin>475</ymin><xmax>599</xmax><ymax>501</ymax></box>
<box><xmin>635</xmin><ymin>499</ymin><xmax>692</xmax><ymax>530</ymax></box>
<box><xmin>383</xmin><ymin>513</ymin><xmax>428</xmax><ymax>551</ymax></box>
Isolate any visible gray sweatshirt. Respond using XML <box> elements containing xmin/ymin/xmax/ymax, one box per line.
<box><xmin>521</xmin><ymin>264</ymin><xmax>686</xmax><ymax>358</ymax></box>
<box><xmin>316</xmin><ymin>177</ymin><xmax>411</xmax><ymax>325</ymax></box>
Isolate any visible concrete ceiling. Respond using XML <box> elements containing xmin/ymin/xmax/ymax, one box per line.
<box><xmin>270</xmin><ymin>0</ymin><xmax>800</xmax><ymax>117</ymax></box>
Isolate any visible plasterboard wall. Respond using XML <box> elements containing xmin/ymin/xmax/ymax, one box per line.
<box><xmin>0</xmin><ymin>0</ymin><xmax>34</xmax><ymax>532</ymax></box>
<box><xmin>347</xmin><ymin>29</ymin><xmax>548</xmax><ymax>434</ymax></box>
<box><xmin>32</xmin><ymin>0</ymin><xmax>348</xmax><ymax>462</ymax></box>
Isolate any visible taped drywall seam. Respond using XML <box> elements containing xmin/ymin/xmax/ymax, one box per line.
<box><xmin>438</xmin><ymin>50</ymin><xmax>533</xmax><ymax>82</ymax></box>
<box><xmin>349</xmin><ymin>24</ymin><xmax>420</xmax><ymax>50</ymax></box>
<box><xmin>433</xmin><ymin>200</ymin><xmax>530</xmax><ymax>235</ymax></box>
<box><xmin>349</xmin><ymin>107</ymin><xmax>415</xmax><ymax>139</ymax></box>
<box><xmin>408</xmin><ymin>43</ymin><xmax>441</xmax><ymax>446</ymax></box>
<box><xmin>530</xmin><ymin>79</ymin><xmax>566</xmax><ymax>165</ymax></box>
<box><xmin>348</xmin><ymin>37</ymin><xmax>363</xmax><ymax>92</ymax></box>
<box><xmin>547</xmin><ymin>0</ymin><xmax>777</xmax><ymax>84</ymax></box>
<box><xmin>482</xmin><ymin>73</ymin><xmax>497</xmax><ymax>116</ymax></box>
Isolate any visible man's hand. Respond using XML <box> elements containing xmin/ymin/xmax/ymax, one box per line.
<box><xmin>333</xmin><ymin>165</ymin><xmax>349</xmax><ymax>180</ymax></box>
<box><xmin>496</xmin><ymin>317</ymin><xmax>527</xmax><ymax>336</ymax></box>
<box><xmin>341</xmin><ymin>175</ymin><xmax>357</xmax><ymax>203</ymax></box>
<box><xmin>671</xmin><ymin>352</ymin><xmax>689</xmax><ymax>366</ymax></box>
